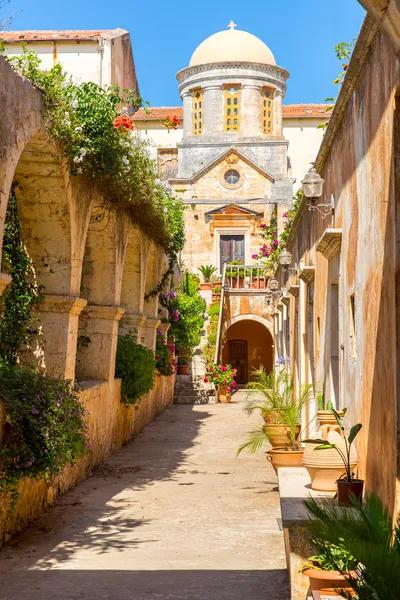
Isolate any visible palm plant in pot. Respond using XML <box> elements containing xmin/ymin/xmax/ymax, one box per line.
<box><xmin>198</xmin><ymin>265</ymin><xmax>217</xmax><ymax>290</ymax></box>
<box><xmin>304</xmin><ymin>492</ymin><xmax>400</xmax><ymax>600</ymax></box>
<box><xmin>303</xmin><ymin>408</ymin><xmax>363</xmax><ymax>505</ymax></box>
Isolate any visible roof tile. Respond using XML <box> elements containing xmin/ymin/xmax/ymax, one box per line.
<box><xmin>1</xmin><ymin>30</ymin><xmax>112</xmax><ymax>42</ymax></box>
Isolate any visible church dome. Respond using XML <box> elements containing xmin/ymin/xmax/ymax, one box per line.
<box><xmin>189</xmin><ymin>25</ymin><xmax>276</xmax><ymax>67</ymax></box>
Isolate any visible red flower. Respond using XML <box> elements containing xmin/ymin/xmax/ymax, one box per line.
<box><xmin>113</xmin><ymin>116</ymin><xmax>134</xmax><ymax>131</ymax></box>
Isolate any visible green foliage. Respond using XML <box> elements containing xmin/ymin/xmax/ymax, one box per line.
<box><xmin>0</xmin><ymin>363</ymin><xmax>88</xmax><ymax>504</ymax></box>
<box><xmin>155</xmin><ymin>329</ymin><xmax>176</xmax><ymax>376</ymax></box>
<box><xmin>115</xmin><ymin>331</ymin><xmax>156</xmax><ymax>405</ymax></box>
<box><xmin>2</xmin><ymin>45</ymin><xmax>185</xmax><ymax>253</ymax></box>
<box><xmin>0</xmin><ymin>186</ymin><xmax>43</xmax><ymax>364</ymax></box>
<box><xmin>237</xmin><ymin>426</ymin><xmax>269</xmax><ymax>456</ymax></box>
<box><xmin>304</xmin><ymin>493</ymin><xmax>400</xmax><ymax>600</ymax></box>
<box><xmin>302</xmin><ymin>538</ymin><xmax>357</xmax><ymax>573</ymax></box>
<box><xmin>303</xmin><ymin>409</ymin><xmax>362</xmax><ymax>481</ymax></box>
<box><xmin>198</xmin><ymin>264</ymin><xmax>217</xmax><ymax>283</ymax></box>
<box><xmin>207</xmin><ymin>303</ymin><xmax>220</xmax><ymax>317</ymax></box>
<box><xmin>205</xmin><ymin>363</ymin><xmax>236</xmax><ymax>390</ymax></box>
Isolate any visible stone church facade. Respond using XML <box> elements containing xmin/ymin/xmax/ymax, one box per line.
<box><xmin>133</xmin><ymin>25</ymin><xmax>328</xmax><ymax>275</ymax></box>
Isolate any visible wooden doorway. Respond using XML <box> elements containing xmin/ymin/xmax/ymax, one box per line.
<box><xmin>220</xmin><ymin>235</ymin><xmax>245</xmax><ymax>273</ymax></box>
<box><xmin>228</xmin><ymin>339</ymin><xmax>248</xmax><ymax>384</ymax></box>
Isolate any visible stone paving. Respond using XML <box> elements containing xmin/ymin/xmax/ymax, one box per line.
<box><xmin>0</xmin><ymin>394</ymin><xmax>289</xmax><ymax>600</ymax></box>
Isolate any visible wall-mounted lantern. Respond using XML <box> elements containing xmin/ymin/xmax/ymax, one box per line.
<box><xmin>278</xmin><ymin>248</ymin><xmax>297</xmax><ymax>275</ymax></box>
<box><xmin>301</xmin><ymin>167</ymin><xmax>334</xmax><ymax>219</ymax></box>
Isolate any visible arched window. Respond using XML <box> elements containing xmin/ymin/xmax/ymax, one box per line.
<box><xmin>261</xmin><ymin>87</ymin><xmax>274</xmax><ymax>134</ymax></box>
<box><xmin>224</xmin><ymin>85</ymin><xmax>241</xmax><ymax>131</ymax></box>
<box><xmin>192</xmin><ymin>88</ymin><xmax>203</xmax><ymax>135</ymax></box>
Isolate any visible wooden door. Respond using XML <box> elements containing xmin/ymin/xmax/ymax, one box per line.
<box><xmin>228</xmin><ymin>339</ymin><xmax>248</xmax><ymax>384</ymax></box>
<box><xmin>220</xmin><ymin>235</ymin><xmax>245</xmax><ymax>272</ymax></box>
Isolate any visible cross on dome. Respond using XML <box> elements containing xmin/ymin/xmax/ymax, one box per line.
<box><xmin>227</xmin><ymin>21</ymin><xmax>237</xmax><ymax>30</ymax></box>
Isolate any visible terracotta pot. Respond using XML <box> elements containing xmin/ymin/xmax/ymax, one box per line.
<box><xmin>267</xmin><ymin>448</ymin><xmax>304</xmax><ymax>474</ymax></box>
<box><xmin>251</xmin><ymin>278</ymin><xmax>266</xmax><ymax>289</ymax></box>
<box><xmin>337</xmin><ymin>479</ymin><xmax>364</xmax><ymax>506</ymax></box>
<box><xmin>303</xmin><ymin>568</ymin><xmax>357</xmax><ymax>597</ymax></box>
<box><xmin>317</xmin><ymin>409</ymin><xmax>345</xmax><ymax>439</ymax></box>
<box><xmin>178</xmin><ymin>365</ymin><xmax>189</xmax><ymax>375</ymax></box>
<box><xmin>218</xmin><ymin>386</ymin><xmax>231</xmax><ymax>403</ymax></box>
<box><xmin>303</xmin><ymin>430</ymin><xmax>358</xmax><ymax>491</ymax></box>
<box><xmin>262</xmin><ymin>410</ymin><xmax>283</xmax><ymax>424</ymax></box>
<box><xmin>263</xmin><ymin>424</ymin><xmax>300</xmax><ymax>448</ymax></box>
<box><xmin>200</xmin><ymin>282</ymin><xmax>212</xmax><ymax>290</ymax></box>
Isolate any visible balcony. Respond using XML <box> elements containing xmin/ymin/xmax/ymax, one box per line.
<box><xmin>223</xmin><ymin>264</ymin><xmax>271</xmax><ymax>294</ymax></box>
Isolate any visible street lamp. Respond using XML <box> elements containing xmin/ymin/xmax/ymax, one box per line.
<box><xmin>301</xmin><ymin>167</ymin><xmax>334</xmax><ymax>219</ymax></box>
<box><xmin>278</xmin><ymin>248</ymin><xmax>297</xmax><ymax>275</ymax></box>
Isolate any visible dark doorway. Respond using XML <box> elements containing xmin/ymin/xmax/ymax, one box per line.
<box><xmin>228</xmin><ymin>339</ymin><xmax>248</xmax><ymax>384</ymax></box>
<box><xmin>220</xmin><ymin>235</ymin><xmax>245</xmax><ymax>272</ymax></box>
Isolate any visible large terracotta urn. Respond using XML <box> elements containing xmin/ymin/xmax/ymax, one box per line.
<box><xmin>303</xmin><ymin>420</ymin><xmax>357</xmax><ymax>492</ymax></box>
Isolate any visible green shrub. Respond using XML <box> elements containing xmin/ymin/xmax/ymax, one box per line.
<box><xmin>208</xmin><ymin>303</ymin><xmax>220</xmax><ymax>317</ymax></box>
<box><xmin>115</xmin><ymin>331</ymin><xmax>156</xmax><ymax>404</ymax></box>
<box><xmin>0</xmin><ymin>363</ymin><xmax>88</xmax><ymax>504</ymax></box>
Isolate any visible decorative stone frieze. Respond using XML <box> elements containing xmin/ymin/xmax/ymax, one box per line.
<box><xmin>298</xmin><ymin>266</ymin><xmax>315</xmax><ymax>285</ymax></box>
<box><xmin>316</xmin><ymin>229</ymin><xmax>342</xmax><ymax>261</ymax></box>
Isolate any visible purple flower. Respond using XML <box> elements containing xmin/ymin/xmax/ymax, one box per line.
<box><xmin>252</xmin><ymin>254</ymin><xmax>259</xmax><ymax>259</ymax></box>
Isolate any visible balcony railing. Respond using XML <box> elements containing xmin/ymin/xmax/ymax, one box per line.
<box><xmin>224</xmin><ymin>264</ymin><xmax>269</xmax><ymax>291</ymax></box>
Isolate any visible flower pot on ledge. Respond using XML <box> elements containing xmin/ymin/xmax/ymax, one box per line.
<box><xmin>217</xmin><ymin>386</ymin><xmax>231</xmax><ymax>403</ymax></box>
<box><xmin>178</xmin><ymin>365</ymin><xmax>189</xmax><ymax>375</ymax></box>
<box><xmin>200</xmin><ymin>282</ymin><xmax>213</xmax><ymax>291</ymax></box>
<box><xmin>302</xmin><ymin>567</ymin><xmax>357</xmax><ymax>597</ymax></box>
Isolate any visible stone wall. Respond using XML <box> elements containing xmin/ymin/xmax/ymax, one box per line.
<box><xmin>275</xmin><ymin>17</ymin><xmax>400</xmax><ymax>514</ymax></box>
<box><xmin>0</xmin><ymin>57</ymin><xmax>176</xmax><ymax>544</ymax></box>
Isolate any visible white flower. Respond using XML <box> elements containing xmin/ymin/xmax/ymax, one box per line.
<box><xmin>121</xmin><ymin>156</ymin><xmax>129</xmax><ymax>165</ymax></box>
<box><xmin>71</xmin><ymin>99</ymin><xmax>78</xmax><ymax>109</ymax></box>
<box><xmin>73</xmin><ymin>155</ymin><xmax>83</xmax><ymax>164</ymax></box>
<box><xmin>75</xmin><ymin>125</ymin><xmax>83</xmax><ymax>133</ymax></box>
<box><xmin>79</xmin><ymin>148</ymin><xmax>87</xmax><ymax>157</ymax></box>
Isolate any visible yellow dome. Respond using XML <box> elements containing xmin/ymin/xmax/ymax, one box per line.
<box><xmin>189</xmin><ymin>27</ymin><xmax>276</xmax><ymax>67</ymax></box>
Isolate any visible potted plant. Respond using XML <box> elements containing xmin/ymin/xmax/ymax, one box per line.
<box><xmin>301</xmin><ymin>538</ymin><xmax>357</xmax><ymax>597</ymax></box>
<box><xmin>199</xmin><ymin>265</ymin><xmax>217</xmax><ymax>290</ymax></box>
<box><xmin>177</xmin><ymin>350</ymin><xmax>191</xmax><ymax>375</ymax></box>
<box><xmin>304</xmin><ymin>493</ymin><xmax>400</xmax><ymax>599</ymax></box>
<box><xmin>238</xmin><ymin>369</ymin><xmax>313</xmax><ymax>471</ymax></box>
<box><xmin>246</xmin><ymin>266</ymin><xmax>267</xmax><ymax>289</ymax></box>
<box><xmin>316</xmin><ymin>385</ymin><xmax>345</xmax><ymax>438</ymax></box>
<box><xmin>205</xmin><ymin>363</ymin><xmax>237</xmax><ymax>403</ymax></box>
<box><xmin>304</xmin><ymin>409</ymin><xmax>363</xmax><ymax>505</ymax></box>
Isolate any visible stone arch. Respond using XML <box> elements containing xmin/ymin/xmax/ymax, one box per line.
<box><xmin>222</xmin><ymin>313</ymin><xmax>274</xmax><ymax>335</ymax></box>
<box><xmin>119</xmin><ymin>225</ymin><xmax>145</xmax><ymax>338</ymax></box>
<box><xmin>222</xmin><ymin>314</ymin><xmax>274</xmax><ymax>383</ymax></box>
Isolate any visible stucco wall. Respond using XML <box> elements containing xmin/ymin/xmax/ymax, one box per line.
<box><xmin>0</xmin><ymin>374</ymin><xmax>175</xmax><ymax>546</ymax></box>
<box><xmin>278</xmin><ymin>24</ymin><xmax>400</xmax><ymax>513</ymax></box>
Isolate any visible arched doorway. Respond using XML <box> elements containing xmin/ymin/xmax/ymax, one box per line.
<box><xmin>222</xmin><ymin>318</ymin><xmax>274</xmax><ymax>384</ymax></box>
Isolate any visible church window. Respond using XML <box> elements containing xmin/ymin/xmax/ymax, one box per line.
<box><xmin>261</xmin><ymin>87</ymin><xmax>274</xmax><ymax>134</ymax></box>
<box><xmin>224</xmin><ymin>169</ymin><xmax>240</xmax><ymax>185</ymax></box>
<box><xmin>192</xmin><ymin>88</ymin><xmax>203</xmax><ymax>135</ymax></box>
<box><xmin>224</xmin><ymin>85</ymin><xmax>241</xmax><ymax>131</ymax></box>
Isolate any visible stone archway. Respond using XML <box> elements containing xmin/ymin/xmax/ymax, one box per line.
<box><xmin>222</xmin><ymin>314</ymin><xmax>274</xmax><ymax>383</ymax></box>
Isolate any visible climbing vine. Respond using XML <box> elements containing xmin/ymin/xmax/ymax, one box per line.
<box><xmin>1</xmin><ymin>44</ymin><xmax>184</xmax><ymax>251</ymax></box>
<box><xmin>0</xmin><ymin>185</ymin><xmax>43</xmax><ymax>364</ymax></box>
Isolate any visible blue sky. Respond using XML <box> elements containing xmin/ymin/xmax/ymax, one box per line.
<box><xmin>5</xmin><ymin>0</ymin><xmax>366</xmax><ymax>106</ymax></box>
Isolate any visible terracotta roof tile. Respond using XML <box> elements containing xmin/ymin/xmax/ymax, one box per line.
<box><xmin>132</xmin><ymin>107</ymin><xmax>183</xmax><ymax>120</ymax></box>
<box><xmin>133</xmin><ymin>104</ymin><xmax>331</xmax><ymax>121</ymax></box>
<box><xmin>1</xmin><ymin>30</ymin><xmax>113</xmax><ymax>42</ymax></box>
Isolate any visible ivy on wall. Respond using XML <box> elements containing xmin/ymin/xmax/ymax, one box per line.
<box><xmin>0</xmin><ymin>185</ymin><xmax>43</xmax><ymax>364</ymax></box>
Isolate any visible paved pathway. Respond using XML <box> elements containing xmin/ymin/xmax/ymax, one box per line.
<box><xmin>0</xmin><ymin>395</ymin><xmax>289</xmax><ymax>600</ymax></box>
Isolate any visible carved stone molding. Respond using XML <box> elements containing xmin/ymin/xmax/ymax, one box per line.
<box><xmin>281</xmin><ymin>294</ymin><xmax>290</xmax><ymax>307</ymax></box>
<box><xmin>299</xmin><ymin>266</ymin><xmax>315</xmax><ymax>285</ymax></box>
<box><xmin>317</xmin><ymin>229</ymin><xmax>342</xmax><ymax>261</ymax></box>
<box><xmin>288</xmin><ymin>285</ymin><xmax>300</xmax><ymax>298</ymax></box>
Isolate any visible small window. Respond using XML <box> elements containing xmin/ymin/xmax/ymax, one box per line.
<box><xmin>264</xmin><ymin>90</ymin><xmax>270</xmax><ymax>97</ymax></box>
<box><xmin>227</xmin><ymin>108</ymin><xmax>231</xmax><ymax>115</ymax></box>
<box><xmin>233</xmin><ymin>118</ymin><xmax>238</xmax><ymax>125</ymax></box>
<box><xmin>234</xmin><ymin>98</ymin><xmax>238</xmax><ymax>105</ymax></box>
<box><xmin>224</xmin><ymin>169</ymin><xmax>240</xmax><ymax>185</ymax></box>
<box><xmin>224</xmin><ymin>86</ymin><xmax>240</xmax><ymax>131</ymax></box>
<box><xmin>227</xmin><ymin>98</ymin><xmax>231</xmax><ymax>106</ymax></box>
<box><xmin>261</xmin><ymin>87</ymin><xmax>274</xmax><ymax>134</ymax></box>
<box><xmin>234</xmin><ymin>108</ymin><xmax>238</xmax><ymax>115</ymax></box>
<box><xmin>227</xmin><ymin>119</ymin><xmax>231</xmax><ymax>126</ymax></box>
<box><xmin>199</xmin><ymin>101</ymin><xmax>202</xmax><ymax>108</ymax></box>
<box><xmin>192</xmin><ymin>88</ymin><xmax>203</xmax><ymax>135</ymax></box>
<box><xmin>229</xmin><ymin>87</ymin><xmax>236</xmax><ymax>94</ymax></box>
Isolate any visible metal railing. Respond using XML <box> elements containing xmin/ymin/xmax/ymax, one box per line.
<box><xmin>214</xmin><ymin>263</ymin><xmax>227</xmax><ymax>365</ymax></box>
<box><xmin>224</xmin><ymin>264</ymin><xmax>269</xmax><ymax>291</ymax></box>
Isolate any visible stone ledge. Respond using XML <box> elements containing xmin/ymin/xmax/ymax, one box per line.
<box><xmin>299</xmin><ymin>266</ymin><xmax>315</xmax><ymax>285</ymax></box>
<box><xmin>281</xmin><ymin>294</ymin><xmax>290</xmax><ymax>307</ymax></box>
<box><xmin>316</xmin><ymin>229</ymin><xmax>342</xmax><ymax>261</ymax></box>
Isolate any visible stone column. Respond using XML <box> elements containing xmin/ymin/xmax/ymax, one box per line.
<box><xmin>203</xmin><ymin>84</ymin><xmax>223</xmax><ymax>137</ymax></box>
<box><xmin>274</xmin><ymin>90</ymin><xmax>284</xmax><ymax>138</ymax></box>
<box><xmin>142</xmin><ymin>316</ymin><xmax>161</xmax><ymax>352</ymax></box>
<box><xmin>75</xmin><ymin>305</ymin><xmax>125</xmax><ymax>381</ymax></box>
<box><xmin>182</xmin><ymin>90</ymin><xmax>193</xmax><ymax>138</ymax></box>
<box><xmin>19</xmin><ymin>294</ymin><xmax>87</xmax><ymax>380</ymax></box>
<box><xmin>241</xmin><ymin>84</ymin><xmax>262</xmax><ymax>137</ymax></box>
<box><xmin>119</xmin><ymin>312</ymin><xmax>147</xmax><ymax>341</ymax></box>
